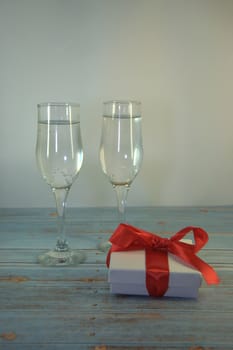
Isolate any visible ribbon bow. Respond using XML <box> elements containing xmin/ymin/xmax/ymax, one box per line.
<box><xmin>107</xmin><ymin>224</ymin><xmax>220</xmax><ymax>297</ymax></box>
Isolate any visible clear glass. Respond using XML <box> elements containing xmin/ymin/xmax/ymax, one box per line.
<box><xmin>36</xmin><ymin>102</ymin><xmax>85</xmax><ymax>266</ymax></box>
<box><xmin>99</xmin><ymin>100</ymin><xmax>143</xmax><ymax>251</ymax></box>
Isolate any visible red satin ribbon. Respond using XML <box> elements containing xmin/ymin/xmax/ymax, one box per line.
<box><xmin>106</xmin><ymin>224</ymin><xmax>220</xmax><ymax>297</ymax></box>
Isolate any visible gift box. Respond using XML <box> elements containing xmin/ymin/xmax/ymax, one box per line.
<box><xmin>106</xmin><ymin>224</ymin><xmax>220</xmax><ymax>298</ymax></box>
<box><xmin>109</xmin><ymin>246</ymin><xmax>202</xmax><ymax>298</ymax></box>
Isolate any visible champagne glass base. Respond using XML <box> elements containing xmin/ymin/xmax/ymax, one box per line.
<box><xmin>38</xmin><ymin>249</ymin><xmax>86</xmax><ymax>267</ymax></box>
<box><xmin>97</xmin><ymin>240</ymin><xmax>112</xmax><ymax>253</ymax></box>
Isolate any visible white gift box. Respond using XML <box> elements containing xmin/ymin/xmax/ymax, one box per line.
<box><xmin>108</xmin><ymin>245</ymin><xmax>202</xmax><ymax>298</ymax></box>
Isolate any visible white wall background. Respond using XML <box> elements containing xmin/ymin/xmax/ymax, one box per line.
<box><xmin>1</xmin><ymin>0</ymin><xmax>233</xmax><ymax>208</ymax></box>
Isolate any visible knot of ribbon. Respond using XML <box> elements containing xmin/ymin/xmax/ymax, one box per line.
<box><xmin>107</xmin><ymin>223</ymin><xmax>220</xmax><ymax>297</ymax></box>
<box><xmin>151</xmin><ymin>236</ymin><xmax>170</xmax><ymax>250</ymax></box>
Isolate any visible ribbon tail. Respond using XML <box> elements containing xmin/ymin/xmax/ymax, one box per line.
<box><xmin>180</xmin><ymin>252</ymin><xmax>220</xmax><ymax>285</ymax></box>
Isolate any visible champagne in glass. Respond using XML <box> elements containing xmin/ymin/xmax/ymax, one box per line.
<box><xmin>99</xmin><ymin>100</ymin><xmax>143</xmax><ymax>251</ymax></box>
<box><xmin>36</xmin><ymin>102</ymin><xmax>85</xmax><ymax>266</ymax></box>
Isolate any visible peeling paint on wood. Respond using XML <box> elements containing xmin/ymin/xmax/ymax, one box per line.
<box><xmin>0</xmin><ymin>332</ymin><xmax>17</xmax><ymax>341</ymax></box>
<box><xmin>189</xmin><ymin>347</ymin><xmax>214</xmax><ymax>350</ymax></box>
<box><xmin>0</xmin><ymin>276</ymin><xmax>29</xmax><ymax>283</ymax></box>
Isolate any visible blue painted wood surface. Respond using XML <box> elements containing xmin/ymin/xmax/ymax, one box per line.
<box><xmin>0</xmin><ymin>206</ymin><xmax>233</xmax><ymax>349</ymax></box>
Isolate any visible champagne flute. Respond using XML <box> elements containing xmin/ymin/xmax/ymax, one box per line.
<box><xmin>99</xmin><ymin>100</ymin><xmax>143</xmax><ymax>251</ymax></box>
<box><xmin>36</xmin><ymin>102</ymin><xmax>85</xmax><ymax>266</ymax></box>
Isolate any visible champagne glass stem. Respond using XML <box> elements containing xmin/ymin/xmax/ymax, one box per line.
<box><xmin>52</xmin><ymin>188</ymin><xmax>69</xmax><ymax>251</ymax></box>
<box><xmin>114</xmin><ymin>185</ymin><xmax>129</xmax><ymax>223</ymax></box>
<box><xmin>97</xmin><ymin>184</ymin><xmax>129</xmax><ymax>252</ymax></box>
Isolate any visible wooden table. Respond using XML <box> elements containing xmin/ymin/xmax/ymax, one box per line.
<box><xmin>0</xmin><ymin>206</ymin><xmax>232</xmax><ymax>349</ymax></box>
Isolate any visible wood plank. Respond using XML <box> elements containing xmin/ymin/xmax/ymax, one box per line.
<box><xmin>0</xmin><ymin>248</ymin><xmax>233</xmax><ymax>265</ymax></box>
<box><xmin>1</xmin><ymin>310</ymin><xmax>233</xmax><ymax>348</ymax></box>
<box><xmin>0</xmin><ymin>267</ymin><xmax>232</xmax><ymax>310</ymax></box>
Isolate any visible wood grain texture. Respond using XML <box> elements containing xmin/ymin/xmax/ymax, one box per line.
<box><xmin>0</xmin><ymin>207</ymin><xmax>232</xmax><ymax>349</ymax></box>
